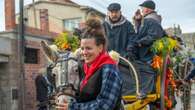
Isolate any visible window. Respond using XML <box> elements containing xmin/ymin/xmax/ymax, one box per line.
<box><xmin>63</xmin><ymin>18</ymin><xmax>81</xmax><ymax>31</ymax></box>
<box><xmin>11</xmin><ymin>88</ymin><xmax>18</xmax><ymax>100</ymax></box>
<box><xmin>25</xmin><ymin>47</ymin><xmax>39</xmax><ymax>64</ymax></box>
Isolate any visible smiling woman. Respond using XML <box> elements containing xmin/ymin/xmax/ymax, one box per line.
<box><xmin>56</xmin><ymin>18</ymin><xmax>123</xmax><ymax>110</ymax></box>
<box><xmin>80</xmin><ymin>18</ymin><xmax>106</xmax><ymax>64</ymax></box>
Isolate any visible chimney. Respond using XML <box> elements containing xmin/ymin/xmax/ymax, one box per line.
<box><xmin>5</xmin><ymin>0</ymin><xmax>16</xmax><ymax>30</ymax></box>
<box><xmin>40</xmin><ymin>9</ymin><xmax>49</xmax><ymax>32</ymax></box>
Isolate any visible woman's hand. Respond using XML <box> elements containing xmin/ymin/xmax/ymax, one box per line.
<box><xmin>55</xmin><ymin>94</ymin><xmax>69</xmax><ymax>110</ymax></box>
<box><xmin>56</xmin><ymin>103</ymin><xmax>68</xmax><ymax>110</ymax></box>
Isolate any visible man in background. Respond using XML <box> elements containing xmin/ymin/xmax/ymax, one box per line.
<box><xmin>103</xmin><ymin>3</ymin><xmax>135</xmax><ymax>57</ymax></box>
<box><xmin>35</xmin><ymin>67</ymin><xmax>55</xmax><ymax>110</ymax></box>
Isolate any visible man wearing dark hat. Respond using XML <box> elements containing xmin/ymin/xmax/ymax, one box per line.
<box><xmin>129</xmin><ymin>0</ymin><xmax>165</xmax><ymax>62</ymax></box>
<box><xmin>127</xmin><ymin>0</ymin><xmax>165</xmax><ymax>99</ymax></box>
<box><xmin>103</xmin><ymin>3</ymin><xmax>135</xmax><ymax>57</ymax></box>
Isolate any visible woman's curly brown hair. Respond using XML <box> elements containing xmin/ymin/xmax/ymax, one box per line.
<box><xmin>81</xmin><ymin>18</ymin><xmax>106</xmax><ymax>47</ymax></box>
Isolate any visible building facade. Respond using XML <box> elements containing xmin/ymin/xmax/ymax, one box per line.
<box><xmin>182</xmin><ymin>32</ymin><xmax>195</xmax><ymax>50</ymax></box>
<box><xmin>17</xmin><ymin>0</ymin><xmax>105</xmax><ymax>33</ymax></box>
<box><xmin>0</xmin><ymin>30</ymin><xmax>55</xmax><ymax>110</ymax></box>
<box><xmin>165</xmin><ymin>25</ymin><xmax>195</xmax><ymax>50</ymax></box>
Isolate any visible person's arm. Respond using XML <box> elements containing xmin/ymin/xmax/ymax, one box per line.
<box><xmin>68</xmin><ymin>65</ymin><xmax>122</xmax><ymax>110</ymax></box>
<box><xmin>126</xmin><ymin>22</ymin><xmax>137</xmax><ymax>50</ymax></box>
<box><xmin>185</xmin><ymin>68</ymin><xmax>195</xmax><ymax>81</ymax></box>
<box><xmin>136</xmin><ymin>20</ymin><xmax>164</xmax><ymax>46</ymax></box>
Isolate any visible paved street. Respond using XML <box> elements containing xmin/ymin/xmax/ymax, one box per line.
<box><xmin>175</xmin><ymin>91</ymin><xmax>195</xmax><ymax>110</ymax></box>
<box><xmin>191</xmin><ymin>94</ymin><xmax>195</xmax><ymax>109</ymax></box>
<box><xmin>175</xmin><ymin>95</ymin><xmax>195</xmax><ymax>110</ymax></box>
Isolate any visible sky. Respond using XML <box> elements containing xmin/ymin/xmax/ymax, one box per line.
<box><xmin>0</xmin><ymin>0</ymin><xmax>195</xmax><ymax>33</ymax></box>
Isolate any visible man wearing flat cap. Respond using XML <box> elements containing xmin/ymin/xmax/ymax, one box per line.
<box><xmin>127</xmin><ymin>0</ymin><xmax>166</xmax><ymax>100</ymax></box>
<box><xmin>103</xmin><ymin>3</ymin><xmax>135</xmax><ymax>57</ymax></box>
<box><xmin>129</xmin><ymin>0</ymin><xmax>165</xmax><ymax>62</ymax></box>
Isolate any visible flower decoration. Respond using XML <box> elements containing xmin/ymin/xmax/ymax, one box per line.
<box><xmin>151</xmin><ymin>37</ymin><xmax>178</xmax><ymax>56</ymax></box>
<box><xmin>109</xmin><ymin>50</ymin><xmax>120</xmax><ymax>63</ymax></box>
<box><xmin>150</xmin><ymin>37</ymin><xmax>178</xmax><ymax>70</ymax></box>
<box><xmin>54</xmin><ymin>32</ymin><xmax>80</xmax><ymax>52</ymax></box>
<box><xmin>164</xmin><ymin>95</ymin><xmax>173</xmax><ymax>108</ymax></box>
<box><xmin>151</xmin><ymin>55</ymin><xmax>163</xmax><ymax>70</ymax></box>
<box><xmin>151</xmin><ymin>37</ymin><xmax>178</xmax><ymax>109</ymax></box>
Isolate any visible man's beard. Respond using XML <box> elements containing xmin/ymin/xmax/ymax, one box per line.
<box><xmin>109</xmin><ymin>16</ymin><xmax>121</xmax><ymax>23</ymax></box>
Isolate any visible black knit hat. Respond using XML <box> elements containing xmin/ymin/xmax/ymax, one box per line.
<box><xmin>139</xmin><ymin>0</ymin><xmax>155</xmax><ymax>10</ymax></box>
<box><xmin>107</xmin><ymin>3</ymin><xmax>121</xmax><ymax>11</ymax></box>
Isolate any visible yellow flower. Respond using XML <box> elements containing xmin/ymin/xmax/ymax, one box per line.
<box><xmin>151</xmin><ymin>37</ymin><xmax>178</xmax><ymax>55</ymax></box>
<box><xmin>157</xmin><ymin>41</ymin><xmax>164</xmax><ymax>52</ymax></box>
<box><xmin>167</xmin><ymin>38</ymin><xmax>177</xmax><ymax>51</ymax></box>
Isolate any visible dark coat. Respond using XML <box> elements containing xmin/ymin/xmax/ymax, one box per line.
<box><xmin>35</xmin><ymin>75</ymin><xmax>49</xmax><ymax>102</ymax></box>
<box><xmin>135</xmin><ymin>12</ymin><xmax>165</xmax><ymax>63</ymax></box>
<box><xmin>103</xmin><ymin>16</ymin><xmax>135</xmax><ymax>56</ymax></box>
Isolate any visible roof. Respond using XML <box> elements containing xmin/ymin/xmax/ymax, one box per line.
<box><xmin>26</xmin><ymin>0</ymin><xmax>80</xmax><ymax>9</ymax></box>
<box><xmin>25</xmin><ymin>0</ymin><xmax>104</xmax><ymax>15</ymax></box>
<box><xmin>182</xmin><ymin>32</ymin><xmax>195</xmax><ymax>36</ymax></box>
<box><xmin>0</xmin><ymin>26</ymin><xmax>59</xmax><ymax>40</ymax></box>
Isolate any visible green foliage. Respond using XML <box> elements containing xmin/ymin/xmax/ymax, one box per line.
<box><xmin>54</xmin><ymin>32</ymin><xmax>80</xmax><ymax>52</ymax></box>
<box><xmin>151</xmin><ymin>37</ymin><xmax>178</xmax><ymax>56</ymax></box>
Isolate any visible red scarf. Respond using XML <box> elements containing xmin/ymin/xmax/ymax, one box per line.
<box><xmin>80</xmin><ymin>51</ymin><xmax>116</xmax><ymax>90</ymax></box>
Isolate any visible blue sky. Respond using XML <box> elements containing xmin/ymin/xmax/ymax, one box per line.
<box><xmin>0</xmin><ymin>0</ymin><xmax>195</xmax><ymax>33</ymax></box>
